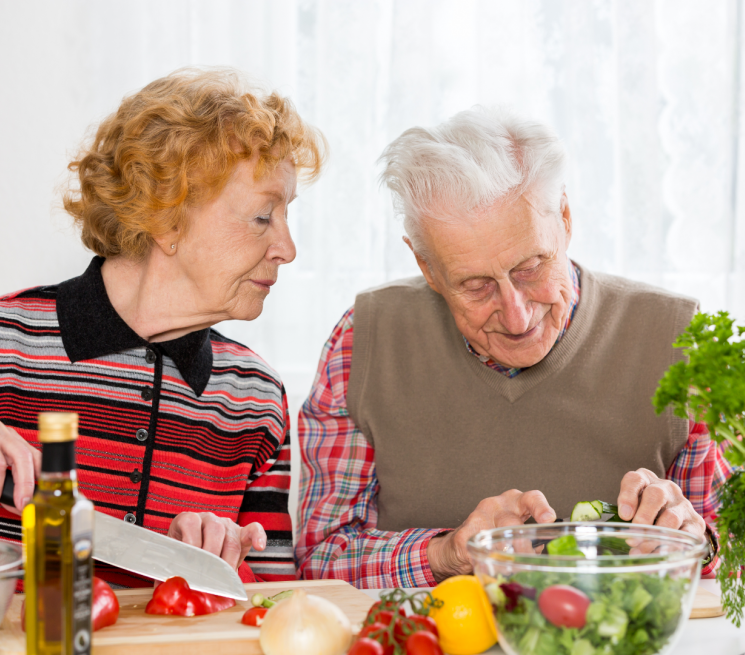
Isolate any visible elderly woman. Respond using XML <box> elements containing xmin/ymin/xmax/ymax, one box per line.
<box><xmin>0</xmin><ymin>68</ymin><xmax>324</xmax><ymax>586</ymax></box>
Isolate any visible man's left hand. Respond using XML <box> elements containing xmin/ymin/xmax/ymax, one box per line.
<box><xmin>617</xmin><ymin>468</ymin><xmax>706</xmax><ymax>537</ymax></box>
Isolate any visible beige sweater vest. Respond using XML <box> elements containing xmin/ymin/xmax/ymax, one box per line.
<box><xmin>347</xmin><ymin>265</ymin><xmax>696</xmax><ymax>531</ymax></box>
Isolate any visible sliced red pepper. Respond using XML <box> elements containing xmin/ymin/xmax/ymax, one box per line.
<box><xmin>241</xmin><ymin>606</ymin><xmax>269</xmax><ymax>626</ymax></box>
<box><xmin>145</xmin><ymin>576</ymin><xmax>236</xmax><ymax>617</ymax></box>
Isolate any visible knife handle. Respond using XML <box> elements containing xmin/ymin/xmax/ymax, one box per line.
<box><xmin>1</xmin><ymin>470</ymin><xmax>30</xmax><ymax>507</ymax></box>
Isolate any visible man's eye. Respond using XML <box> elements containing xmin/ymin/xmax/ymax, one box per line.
<box><xmin>514</xmin><ymin>264</ymin><xmax>541</xmax><ymax>279</ymax></box>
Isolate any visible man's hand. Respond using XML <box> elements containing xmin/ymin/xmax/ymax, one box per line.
<box><xmin>0</xmin><ymin>420</ymin><xmax>41</xmax><ymax>513</ymax></box>
<box><xmin>167</xmin><ymin>512</ymin><xmax>267</xmax><ymax>570</ymax></box>
<box><xmin>617</xmin><ymin>468</ymin><xmax>706</xmax><ymax>537</ymax></box>
<box><xmin>426</xmin><ymin>489</ymin><xmax>555</xmax><ymax>582</ymax></box>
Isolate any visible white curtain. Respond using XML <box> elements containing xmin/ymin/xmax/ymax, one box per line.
<box><xmin>2</xmin><ymin>0</ymin><xmax>744</xmax><ymax>528</ymax></box>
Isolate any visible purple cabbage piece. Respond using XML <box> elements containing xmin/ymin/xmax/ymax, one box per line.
<box><xmin>499</xmin><ymin>582</ymin><xmax>537</xmax><ymax>611</ymax></box>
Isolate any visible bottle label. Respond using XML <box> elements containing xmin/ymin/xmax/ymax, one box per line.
<box><xmin>71</xmin><ymin>499</ymin><xmax>94</xmax><ymax>655</ymax></box>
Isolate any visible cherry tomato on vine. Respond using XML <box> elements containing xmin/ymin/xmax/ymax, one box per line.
<box><xmin>405</xmin><ymin>630</ymin><xmax>444</xmax><ymax>655</ymax></box>
<box><xmin>348</xmin><ymin>637</ymin><xmax>386</xmax><ymax>655</ymax></box>
<box><xmin>366</xmin><ymin>600</ymin><xmax>407</xmax><ymax>623</ymax></box>
<box><xmin>241</xmin><ymin>606</ymin><xmax>269</xmax><ymax>626</ymax></box>
<box><xmin>358</xmin><ymin>622</ymin><xmax>394</xmax><ymax>655</ymax></box>
<box><xmin>394</xmin><ymin>614</ymin><xmax>439</xmax><ymax>643</ymax></box>
<box><xmin>538</xmin><ymin>584</ymin><xmax>590</xmax><ymax>629</ymax></box>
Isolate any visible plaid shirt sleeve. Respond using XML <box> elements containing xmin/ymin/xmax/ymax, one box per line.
<box><xmin>666</xmin><ymin>420</ymin><xmax>738</xmax><ymax>576</ymax></box>
<box><xmin>295</xmin><ymin>307</ymin><xmax>441</xmax><ymax>589</ymax></box>
<box><xmin>240</xmin><ymin>389</ymin><xmax>296</xmax><ymax>582</ymax></box>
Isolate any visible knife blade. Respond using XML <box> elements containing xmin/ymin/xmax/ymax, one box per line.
<box><xmin>1</xmin><ymin>472</ymin><xmax>248</xmax><ymax>601</ymax></box>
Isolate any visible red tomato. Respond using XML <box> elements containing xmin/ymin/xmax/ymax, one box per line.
<box><xmin>92</xmin><ymin>577</ymin><xmax>120</xmax><ymax>630</ymax></box>
<box><xmin>21</xmin><ymin>577</ymin><xmax>120</xmax><ymax>632</ymax></box>
<box><xmin>348</xmin><ymin>638</ymin><xmax>386</xmax><ymax>655</ymax></box>
<box><xmin>394</xmin><ymin>614</ymin><xmax>439</xmax><ymax>643</ymax></box>
<box><xmin>358</xmin><ymin>622</ymin><xmax>394</xmax><ymax>655</ymax></box>
<box><xmin>145</xmin><ymin>576</ymin><xmax>236</xmax><ymax>617</ymax></box>
<box><xmin>366</xmin><ymin>600</ymin><xmax>407</xmax><ymax>623</ymax></box>
<box><xmin>538</xmin><ymin>584</ymin><xmax>591</xmax><ymax>629</ymax></box>
<box><xmin>240</xmin><ymin>606</ymin><xmax>268</xmax><ymax>626</ymax></box>
<box><xmin>405</xmin><ymin>631</ymin><xmax>444</xmax><ymax>655</ymax></box>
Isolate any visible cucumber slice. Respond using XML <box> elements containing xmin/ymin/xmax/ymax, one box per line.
<box><xmin>590</xmin><ymin>500</ymin><xmax>603</xmax><ymax>515</ymax></box>
<box><xmin>570</xmin><ymin>501</ymin><xmax>602</xmax><ymax>522</ymax></box>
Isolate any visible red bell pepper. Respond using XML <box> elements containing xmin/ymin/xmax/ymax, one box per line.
<box><xmin>145</xmin><ymin>576</ymin><xmax>235</xmax><ymax>617</ymax></box>
<box><xmin>22</xmin><ymin>576</ymin><xmax>120</xmax><ymax>632</ymax></box>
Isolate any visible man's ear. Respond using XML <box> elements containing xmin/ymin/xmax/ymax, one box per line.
<box><xmin>403</xmin><ymin>236</ymin><xmax>441</xmax><ymax>294</ymax></box>
<box><xmin>560</xmin><ymin>191</ymin><xmax>572</xmax><ymax>249</ymax></box>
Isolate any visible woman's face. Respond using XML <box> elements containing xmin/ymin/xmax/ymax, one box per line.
<box><xmin>176</xmin><ymin>155</ymin><xmax>298</xmax><ymax>322</ymax></box>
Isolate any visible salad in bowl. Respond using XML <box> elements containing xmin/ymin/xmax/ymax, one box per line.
<box><xmin>467</xmin><ymin>522</ymin><xmax>706</xmax><ymax>655</ymax></box>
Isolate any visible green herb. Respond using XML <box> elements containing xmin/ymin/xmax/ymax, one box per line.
<box><xmin>652</xmin><ymin>310</ymin><xmax>745</xmax><ymax>626</ymax></box>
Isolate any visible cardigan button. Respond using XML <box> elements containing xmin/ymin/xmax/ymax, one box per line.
<box><xmin>130</xmin><ymin>469</ymin><xmax>142</xmax><ymax>483</ymax></box>
<box><xmin>145</xmin><ymin>349</ymin><xmax>157</xmax><ymax>364</ymax></box>
<box><xmin>136</xmin><ymin>429</ymin><xmax>148</xmax><ymax>442</ymax></box>
<box><xmin>141</xmin><ymin>387</ymin><xmax>153</xmax><ymax>401</ymax></box>
<box><xmin>124</xmin><ymin>512</ymin><xmax>136</xmax><ymax>524</ymax></box>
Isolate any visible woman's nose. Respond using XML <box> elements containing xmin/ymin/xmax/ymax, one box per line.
<box><xmin>270</xmin><ymin>220</ymin><xmax>296</xmax><ymax>265</ymax></box>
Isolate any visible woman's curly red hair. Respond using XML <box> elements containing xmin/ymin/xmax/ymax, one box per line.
<box><xmin>64</xmin><ymin>68</ymin><xmax>326</xmax><ymax>259</ymax></box>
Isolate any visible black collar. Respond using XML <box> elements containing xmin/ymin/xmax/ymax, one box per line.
<box><xmin>56</xmin><ymin>257</ymin><xmax>213</xmax><ymax>397</ymax></box>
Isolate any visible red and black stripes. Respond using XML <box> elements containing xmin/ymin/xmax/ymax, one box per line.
<box><xmin>0</xmin><ymin>273</ymin><xmax>295</xmax><ymax>584</ymax></box>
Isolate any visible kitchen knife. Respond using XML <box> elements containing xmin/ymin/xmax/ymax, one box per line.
<box><xmin>1</xmin><ymin>472</ymin><xmax>248</xmax><ymax>601</ymax></box>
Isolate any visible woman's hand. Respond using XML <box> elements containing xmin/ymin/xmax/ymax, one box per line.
<box><xmin>617</xmin><ymin>468</ymin><xmax>706</xmax><ymax>537</ymax></box>
<box><xmin>0</xmin><ymin>420</ymin><xmax>41</xmax><ymax>513</ymax></box>
<box><xmin>167</xmin><ymin>512</ymin><xmax>267</xmax><ymax>570</ymax></box>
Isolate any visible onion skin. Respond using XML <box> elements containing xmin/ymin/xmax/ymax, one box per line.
<box><xmin>259</xmin><ymin>588</ymin><xmax>352</xmax><ymax>655</ymax></box>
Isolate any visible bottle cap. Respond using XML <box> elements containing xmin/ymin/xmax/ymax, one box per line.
<box><xmin>38</xmin><ymin>413</ymin><xmax>78</xmax><ymax>443</ymax></box>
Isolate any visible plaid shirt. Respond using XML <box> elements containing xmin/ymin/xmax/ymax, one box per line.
<box><xmin>296</xmin><ymin>267</ymin><xmax>734</xmax><ymax>587</ymax></box>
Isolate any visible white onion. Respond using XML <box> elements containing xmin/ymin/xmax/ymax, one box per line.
<box><xmin>259</xmin><ymin>588</ymin><xmax>353</xmax><ymax>655</ymax></box>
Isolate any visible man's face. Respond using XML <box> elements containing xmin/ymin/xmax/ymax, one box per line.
<box><xmin>413</xmin><ymin>193</ymin><xmax>574</xmax><ymax>369</ymax></box>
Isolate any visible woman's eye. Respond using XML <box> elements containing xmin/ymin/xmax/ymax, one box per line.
<box><xmin>255</xmin><ymin>215</ymin><xmax>271</xmax><ymax>225</ymax></box>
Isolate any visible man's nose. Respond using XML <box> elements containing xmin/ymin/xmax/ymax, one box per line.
<box><xmin>498</xmin><ymin>283</ymin><xmax>532</xmax><ymax>335</ymax></box>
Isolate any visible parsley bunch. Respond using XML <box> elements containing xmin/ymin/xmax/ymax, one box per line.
<box><xmin>652</xmin><ymin>310</ymin><xmax>745</xmax><ymax>625</ymax></box>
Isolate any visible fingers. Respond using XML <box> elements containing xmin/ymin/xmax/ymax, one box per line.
<box><xmin>617</xmin><ymin>469</ymin><xmax>656</xmax><ymax>520</ymax></box>
<box><xmin>0</xmin><ymin>421</ymin><xmax>39</xmax><ymax>512</ymax></box>
<box><xmin>167</xmin><ymin>512</ymin><xmax>265</xmax><ymax>570</ymax></box>
<box><xmin>633</xmin><ymin>481</ymin><xmax>667</xmax><ymax>525</ymax></box>
<box><xmin>238</xmin><ymin>522</ymin><xmax>267</xmax><ymax>561</ymax></box>
<box><xmin>167</xmin><ymin>511</ymin><xmax>203</xmax><ymax>547</ymax></box>
<box><xmin>520</xmin><ymin>490</ymin><xmax>556</xmax><ymax>524</ymax></box>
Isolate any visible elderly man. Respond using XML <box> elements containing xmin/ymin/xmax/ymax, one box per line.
<box><xmin>295</xmin><ymin>108</ymin><xmax>732</xmax><ymax>588</ymax></box>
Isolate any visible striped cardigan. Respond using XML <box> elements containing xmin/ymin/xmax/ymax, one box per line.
<box><xmin>0</xmin><ymin>257</ymin><xmax>294</xmax><ymax>585</ymax></box>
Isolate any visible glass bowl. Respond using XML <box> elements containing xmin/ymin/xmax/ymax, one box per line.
<box><xmin>0</xmin><ymin>540</ymin><xmax>22</xmax><ymax>624</ymax></box>
<box><xmin>467</xmin><ymin>523</ymin><xmax>707</xmax><ymax>655</ymax></box>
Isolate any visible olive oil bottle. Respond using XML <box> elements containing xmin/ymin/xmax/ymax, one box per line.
<box><xmin>22</xmin><ymin>413</ymin><xmax>94</xmax><ymax>655</ymax></box>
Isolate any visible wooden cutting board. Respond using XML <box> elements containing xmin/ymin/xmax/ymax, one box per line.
<box><xmin>0</xmin><ymin>579</ymin><xmax>375</xmax><ymax>655</ymax></box>
<box><xmin>0</xmin><ymin>581</ymin><xmax>724</xmax><ymax>654</ymax></box>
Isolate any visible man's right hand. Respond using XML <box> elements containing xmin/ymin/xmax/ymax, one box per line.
<box><xmin>0</xmin><ymin>420</ymin><xmax>40</xmax><ymax>513</ymax></box>
<box><xmin>426</xmin><ymin>489</ymin><xmax>555</xmax><ymax>583</ymax></box>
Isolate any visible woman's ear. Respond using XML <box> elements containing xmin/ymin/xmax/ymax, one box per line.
<box><xmin>152</xmin><ymin>230</ymin><xmax>180</xmax><ymax>256</ymax></box>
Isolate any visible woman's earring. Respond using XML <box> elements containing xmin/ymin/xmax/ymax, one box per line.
<box><xmin>171</xmin><ymin>244</ymin><xmax>176</xmax><ymax>250</ymax></box>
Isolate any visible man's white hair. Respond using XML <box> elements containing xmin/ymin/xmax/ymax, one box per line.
<box><xmin>378</xmin><ymin>106</ymin><xmax>567</xmax><ymax>258</ymax></box>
